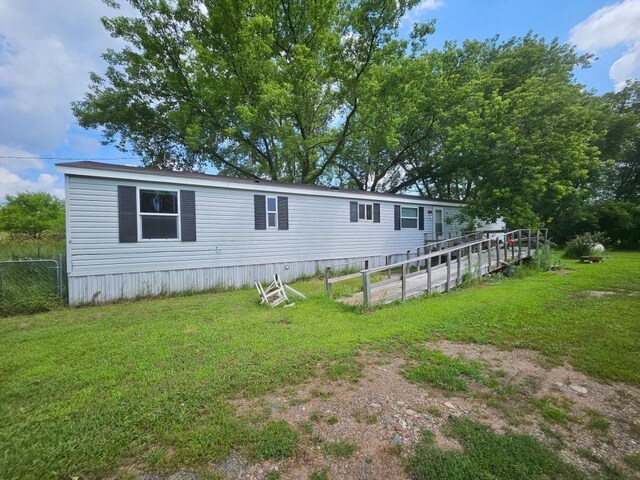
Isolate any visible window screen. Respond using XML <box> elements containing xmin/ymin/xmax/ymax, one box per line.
<box><xmin>267</xmin><ymin>196</ymin><xmax>278</xmax><ymax>228</ymax></box>
<box><xmin>401</xmin><ymin>207</ymin><xmax>418</xmax><ymax>229</ymax></box>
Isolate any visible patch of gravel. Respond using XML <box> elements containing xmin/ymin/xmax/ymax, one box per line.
<box><xmin>144</xmin><ymin>343</ymin><xmax>640</xmax><ymax>480</ymax></box>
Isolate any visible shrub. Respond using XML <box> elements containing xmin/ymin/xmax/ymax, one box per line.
<box><xmin>531</xmin><ymin>245</ymin><xmax>564</xmax><ymax>271</ymax></box>
<box><xmin>564</xmin><ymin>232</ymin><xmax>608</xmax><ymax>259</ymax></box>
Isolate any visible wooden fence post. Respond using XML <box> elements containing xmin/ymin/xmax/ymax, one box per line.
<box><xmin>402</xmin><ymin>263</ymin><xmax>407</xmax><ymax>301</ymax></box>
<box><xmin>456</xmin><ymin>249</ymin><xmax>462</xmax><ymax>286</ymax></box>
<box><xmin>325</xmin><ymin>267</ymin><xmax>333</xmax><ymax>297</ymax></box>
<box><xmin>504</xmin><ymin>233</ymin><xmax>509</xmax><ymax>263</ymax></box>
<box><xmin>362</xmin><ymin>272</ymin><xmax>371</xmax><ymax>309</ymax></box>
<box><xmin>467</xmin><ymin>245</ymin><xmax>472</xmax><ymax>277</ymax></box>
<box><xmin>495</xmin><ymin>237</ymin><xmax>500</xmax><ymax>270</ymax></box>
<box><xmin>487</xmin><ymin>239</ymin><xmax>492</xmax><ymax>274</ymax></box>
<box><xmin>518</xmin><ymin>230</ymin><xmax>522</xmax><ymax>260</ymax></box>
<box><xmin>527</xmin><ymin>229</ymin><xmax>532</xmax><ymax>258</ymax></box>
<box><xmin>446</xmin><ymin>252</ymin><xmax>451</xmax><ymax>292</ymax></box>
<box><xmin>427</xmin><ymin>256</ymin><xmax>432</xmax><ymax>294</ymax></box>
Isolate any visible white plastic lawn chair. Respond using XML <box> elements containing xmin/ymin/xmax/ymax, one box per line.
<box><xmin>255</xmin><ymin>274</ymin><xmax>306</xmax><ymax>307</ymax></box>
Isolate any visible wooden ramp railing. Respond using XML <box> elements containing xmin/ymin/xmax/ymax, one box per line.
<box><xmin>335</xmin><ymin>228</ymin><xmax>548</xmax><ymax>308</ymax></box>
<box><xmin>324</xmin><ymin>232</ymin><xmax>485</xmax><ymax>297</ymax></box>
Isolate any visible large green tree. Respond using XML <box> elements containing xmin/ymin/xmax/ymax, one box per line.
<box><xmin>414</xmin><ymin>35</ymin><xmax>602</xmax><ymax>227</ymax></box>
<box><xmin>0</xmin><ymin>192</ymin><xmax>65</xmax><ymax>240</ymax></box>
<box><xmin>74</xmin><ymin>0</ymin><xmax>421</xmax><ymax>183</ymax></box>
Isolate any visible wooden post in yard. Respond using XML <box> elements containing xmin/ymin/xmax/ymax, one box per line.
<box><xmin>325</xmin><ymin>267</ymin><xmax>333</xmax><ymax>297</ymax></box>
<box><xmin>467</xmin><ymin>245</ymin><xmax>472</xmax><ymax>277</ymax></box>
<box><xmin>518</xmin><ymin>230</ymin><xmax>522</xmax><ymax>260</ymax></box>
<box><xmin>402</xmin><ymin>262</ymin><xmax>408</xmax><ymax>300</ymax></box>
<box><xmin>536</xmin><ymin>230</ymin><xmax>540</xmax><ymax>251</ymax></box>
<box><xmin>495</xmin><ymin>237</ymin><xmax>500</xmax><ymax>270</ymax></box>
<box><xmin>416</xmin><ymin>248</ymin><xmax>421</xmax><ymax>271</ymax></box>
<box><xmin>362</xmin><ymin>272</ymin><xmax>371</xmax><ymax>309</ymax></box>
<box><xmin>487</xmin><ymin>239</ymin><xmax>492</xmax><ymax>275</ymax></box>
<box><xmin>427</xmin><ymin>255</ymin><xmax>432</xmax><ymax>294</ymax></box>
<box><xmin>456</xmin><ymin>248</ymin><xmax>462</xmax><ymax>286</ymax></box>
<box><xmin>527</xmin><ymin>229</ymin><xmax>532</xmax><ymax>258</ymax></box>
<box><xmin>504</xmin><ymin>233</ymin><xmax>509</xmax><ymax>263</ymax></box>
<box><xmin>446</xmin><ymin>252</ymin><xmax>451</xmax><ymax>292</ymax></box>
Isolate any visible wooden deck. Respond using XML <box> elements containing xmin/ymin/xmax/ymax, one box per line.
<box><xmin>336</xmin><ymin>233</ymin><xmax>539</xmax><ymax>307</ymax></box>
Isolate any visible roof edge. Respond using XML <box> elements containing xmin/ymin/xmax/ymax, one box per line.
<box><xmin>56</xmin><ymin>161</ymin><xmax>466</xmax><ymax>207</ymax></box>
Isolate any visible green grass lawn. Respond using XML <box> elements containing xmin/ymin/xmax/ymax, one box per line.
<box><xmin>0</xmin><ymin>252</ymin><xmax>639</xmax><ymax>479</ymax></box>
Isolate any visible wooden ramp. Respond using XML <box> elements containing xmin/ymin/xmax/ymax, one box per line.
<box><xmin>331</xmin><ymin>229</ymin><xmax>545</xmax><ymax>308</ymax></box>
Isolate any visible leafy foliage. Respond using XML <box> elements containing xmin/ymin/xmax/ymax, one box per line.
<box><xmin>0</xmin><ymin>192</ymin><xmax>64</xmax><ymax>240</ymax></box>
<box><xmin>73</xmin><ymin>0</ymin><xmax>422</xmax><ymax>183</ymax></box>
<box><xmin>564</xmin><ymin>232</ymin><xmax>607</xmax><ymax>259</ymax></box>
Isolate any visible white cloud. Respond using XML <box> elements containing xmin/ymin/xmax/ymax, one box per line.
<box><xmin>0</xmin><ymin>150</ymin><xmax>63</xmax><ymax>198</ymax></box>
<box><xmin>412</xmin><ymin>0</ymin><xmax>443</xmax><ymax>14</ymax></box>
<box><xmin>0</xmin><ymin>0</ymin><xmax>132</xmax><ymax>152</ymax></box>
<box><xmin>570</xmin><ymin>0</ymin><xmax>640</xmax><ymax>90</ymax></box>
<box><xmin>402</xmin><ymin>0</ymin><xmax>443</xmax><ymax>28</ymax></box>
<box><xmin>0</xmin><ymin>146</ymin><xmax>43</xmax><ymax>170</ymax></box>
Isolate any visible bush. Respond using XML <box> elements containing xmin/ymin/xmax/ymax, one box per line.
<box><xmin>531</xmin><ymin>245</ymin><xmax>564</xmax><ymax>271</ymax></box>
<box><xmin>564</xmin><ymin>232</ymin><xmax>607</xmax><ymax>259</ymax></box>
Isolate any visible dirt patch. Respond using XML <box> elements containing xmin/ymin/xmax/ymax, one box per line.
<box><xmin>586</xmin><ymin>290</ymin><xmax>617</xmax><ymax>297</ymax></box>
<box><xmin>550</xmin><ymin>269</ymin><xmax>573</xmax><ymax>276</ymax></box>
<box><xmin>223</xmin><ymin>342</ymin><xmax>640</xmax><ymax>479</ymax></box>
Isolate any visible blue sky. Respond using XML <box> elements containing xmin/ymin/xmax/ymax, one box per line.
<box><xmin>1</xmin><ymin>0</ymin><xmax>639</xmax><ymax>198</ymax></box>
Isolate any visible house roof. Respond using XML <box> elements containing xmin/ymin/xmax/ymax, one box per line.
<box><xmin>56</xmin><ymin>160</ymin><xmax>465</xmax><ymax>207</ymax></box>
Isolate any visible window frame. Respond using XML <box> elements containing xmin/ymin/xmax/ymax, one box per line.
<box><xmin>358</xmin><ymin>202</ymin><xmax>374</xmax><ymax>221</ymax></box>
<box><xmin>266</xmin><ymin>196</ymin><xmax>278</xmax><ymax>229</ymax></box>
<box><xmin>401</xmin><ymin>206</ymin><xmax>418</xmax><ymax>229</ymax></box>
<box><xmin>137</xmin><ymin>187</ymin><xmax>181</xmax><ymax>241</ymax></box>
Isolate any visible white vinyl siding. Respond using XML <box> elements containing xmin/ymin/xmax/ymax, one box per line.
<box><xmin>63</xmin><ymin>174</ymin><xmax>480</xmax><ymax>302</ymax></box>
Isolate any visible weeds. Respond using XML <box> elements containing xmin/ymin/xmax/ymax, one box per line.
<box><xmin>321</xmin><ymin>439</ymin><xmax>358</xmax><ymax>459</ymax></box>
<box><xmin>406</xmin><ymin>418</ymin><xmax>582</xmax><ymax>480</ymax></box>
<box><xmin>248</xmin><ymin>421</ymin><xmax>298</xmax><ymax>461</ymax></box>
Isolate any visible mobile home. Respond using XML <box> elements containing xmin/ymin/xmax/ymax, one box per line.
<box><xmin>58</xmin><ymin>161</ymin><xmax>472</xmax><ymax>304</ymax></box>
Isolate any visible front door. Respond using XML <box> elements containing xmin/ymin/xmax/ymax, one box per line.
<box><xmin>434</xmin><ymin>209</ymin><xmax>443</xmax><ymax>239</ymax></box>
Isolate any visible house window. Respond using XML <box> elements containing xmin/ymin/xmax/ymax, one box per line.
<box><xmin>139</xmin><ymin>189</ymin><xmax>179</xmax><ymax>239</ymax></box>
<box><xmin>401</xmin><ymin>207</ymin><xmax>418</xmax><ymax>229</ymax></box>
<box><xmin>358</xmin><ymin>203</ymin><xmax>373</xmax><ymax>221</ymax></box>
<box><xmin>267</xmin><ymin>196</ymin><xmax>278</xmax><ymax>228</ymax></box>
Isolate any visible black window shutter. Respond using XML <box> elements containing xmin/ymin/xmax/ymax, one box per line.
<box><xmin>394</xmin><ymin>205</ymin><xmax>401</xmax><ymax>230</ymax></box>
<box><xmin>277</xmin><ymin>196</ymin><xmax>289</xmax><ymax>230</ymax></box>
<box><xmin>118</xmin><ymin>186</ymin><xmax>137</xmax><ymax>243</ymax></box>
<box><xmin>373</xmin><ymin>203</ymin><xmax>380</xmax><ymax>223</ymax></box>
<box><xmin>350</xmin><ymin>201</ymin><xmax>358</xmax><ymax>222</ymax></box>
<box><xmin>419</xmin><ymin>206</ymin><xmax>425</xmax><ymax>231</ymax></box>
<box><xmin>254</xmin><ymin>195</ymin><xmax>266</xmax><ymax>230</ymax></box>
<box><xmin>180</xmin><ymin>190</ymin><xmax>196</xmax><ymax>241</ymax></box>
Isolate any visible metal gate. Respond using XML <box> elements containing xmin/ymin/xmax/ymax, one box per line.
<box><xmin>0</xmin><ymin>256</ymin><xmax>67</xmax><ymax>315</ymax></box>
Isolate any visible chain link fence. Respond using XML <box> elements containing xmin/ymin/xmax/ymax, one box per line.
<box><xmin>0</xmin><ymin>256</ymin><xmax>67</xmax><ymax>316</ymax></box>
